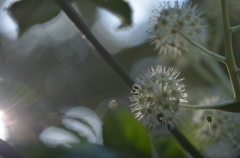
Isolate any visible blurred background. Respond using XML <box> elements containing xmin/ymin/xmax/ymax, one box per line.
<box><xmin>0</xmin><ymin>0</ymin><xmax>240</xmax><ymax>157</ymax></box>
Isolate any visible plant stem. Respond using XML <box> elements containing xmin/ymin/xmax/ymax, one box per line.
<box><xmin>54</xmin><ymin>0</ymin><xmax>134</xmax><ymax>88</ymax></box>
<box><xmin>221</xmin><ymin>0</ymin><xmax>240</xmax><ymax>100</ymax></box>
<box><xmin>179</xmin><ymin>99</ymin><xmax>236</xmax><ymax>110</ymax></box>
<box><xmin>231</xmin><ymin>25</ymin><xmax>240</xmax><ymax>33</ymax></box>
<box><xmin>207</xmin><ymin>122</ymin><xmax>214</xmax><ymax>137</ymax></box>
<box><xmin>180</xmin><ymin>32</ymin><xmax>226</xmax><ymax>63</ymax></box>
<box><xmin>236</xmin><ymin>69</ymin><xmax>240</xmax><ymax>74</ymax></box>
<box><xmin>170</xmin><ymin>128</ymin><xmax>203</xmax><ymax>158</ymax></box>
<box><xmin>54</xmin><ymin>0</ymin><xmax>204</xmax><ymax>157</ymax></box>
<box><xmin>199</xmin><ymin>24</ymin><xmax>232</xmax><ymax>96</ymax></box>
<box><xmin>149</xmin><ymin>136</ymin><xmax>160</xmax><ymax>158</ymax></box>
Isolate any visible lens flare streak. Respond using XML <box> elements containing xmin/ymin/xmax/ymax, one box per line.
<box><xmin>0</xmin><ymin>111</ymin><xmax>7</xmax><ymax>140</ymax></box>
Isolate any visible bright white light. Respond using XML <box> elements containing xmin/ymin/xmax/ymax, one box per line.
<box><xmin>0</xmin><ymin>0</ymin><xmax>18</xmax><ymax>40</ymax></box>
<box><xmin>0</xmin><ymin>111</ymin><xmax>7</xmax><ymax>140</ymax></box>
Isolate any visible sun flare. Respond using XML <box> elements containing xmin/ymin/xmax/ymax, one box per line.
<box><xmin>0</xmin><ymin>111</ymin><xmax>7</xmax><ymax>140</ymax></box>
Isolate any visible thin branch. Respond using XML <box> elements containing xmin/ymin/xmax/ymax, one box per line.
<box><xmin>170</xmin><ymin>128</ymin><xmax>203</xmax><ymax>158</ymax></box>
<box><xmin>180</xmin><ymin>32</ymin><xmax>226</xmax><ymax>63</ymax></box>
<box><xmin>54</xmin><ymin>0</ymin><xmax>134</xmax><ymax>88</ymax></box>
<box><xmin>231</xmin><ymin>25</ymin><xmax>240</xmax><ymax>33</ymax></box>
<box><xmin>236</xmin><ymin>69</ymin><xmax>240</xmax><ymax>74</ymax></box>
<box><xmin>221</xmin><ymin>0</ymin><xmax>240</xmax><ymax>100</ymax></box>
<box><xmin>179</xmin><ymin>99</ymin><xmax>236</xmax><ymax>110</ymax></box>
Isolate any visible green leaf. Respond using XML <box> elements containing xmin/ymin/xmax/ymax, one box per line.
<box><xmin>152</xmin><ymin>135</ymin><xmax>187</xmax><ymax>158</ymax></box>
<box><xmin>103</xmin><ymin>107</ymin><xmax>152</xmax><ymax>158</ymax></box>
<box><xmin>80</xmin><ymin>0</ymin><xmax>132</xmax><ymax>28</ymax></box>
<box><xmin>9</xmin><ymin>0</ymin><xmax>61</xmax><ymax>36</ymax></box>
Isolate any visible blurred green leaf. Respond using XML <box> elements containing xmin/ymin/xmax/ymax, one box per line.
<box><xmin>152</xmin><ymin>135</ymin><xmax>187</xmax><ymax>158</ymax></box>
<box><xmin>103</xmin><ymin>107</ymin><xmax>152</xmax><ymax>158</ymax></box>
<box><xmin>9</xmin><ymin>0</ymin><xmax>61</xmax><ymax>36</ymax></box>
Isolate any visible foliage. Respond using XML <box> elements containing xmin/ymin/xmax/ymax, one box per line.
<box><xmin>1</xmin><ymin>0</ymin><xmax>240</xmax><ymax>158</ymax></box>
<box><xmin>9</xmin><ymin>0</ymin><xmax>132</xmax><ymax>36</ymax></box>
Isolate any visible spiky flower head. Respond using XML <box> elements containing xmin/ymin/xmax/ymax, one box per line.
<box><xmin>130</xmin><ymin>65</ymin><xmax>187</xmax><ymax>131</ymax></box>
<box><xmin>148</xmin><ymin>1</ymin><xmax>207</xmax><ymax>56</ymax></box>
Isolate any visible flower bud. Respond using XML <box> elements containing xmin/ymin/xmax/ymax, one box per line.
<box><xmin>207</xmin><ymin>115</ymin><xmax>212</xmax><ymax>123</ymax></box>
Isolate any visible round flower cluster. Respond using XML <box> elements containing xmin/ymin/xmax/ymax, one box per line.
<box><xmin>148</xmin><ymin>1</ymin><xmax>208</xmax><ymax>56</ymax></box>
<box><xmin>130</xmin><ymin>65</ymin><xmax>187</xmax><ymax>131</ymax></box>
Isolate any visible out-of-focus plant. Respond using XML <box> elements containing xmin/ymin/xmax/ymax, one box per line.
<box><xmin>1</xmin><ymin>0</ymin><xmax>240</xmax><ymax>158</ymax></box>
<box><xmin>140</xmin><ymin>0</ymin><xmax>240</xmax><ymax>157</ymax></box>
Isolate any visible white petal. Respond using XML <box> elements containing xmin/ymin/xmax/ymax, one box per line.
<box><xmin>39</xmin><ymin>126</ymin><xmax>80</xmax><ymax>148</ymax></box>
<box><xmin>62</xmin><ymin>118</ymin><xmax>97</xmax><ymax>144</ymax></box>
<box><xmin>65</xmin><ymin>106</ymin><xmax>103</xmax><ymax>145</ymax></box>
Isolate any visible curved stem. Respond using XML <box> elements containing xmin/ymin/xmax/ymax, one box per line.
<box><xmin>236</xmin><ymin>69</ymin><xmax>240</xmax><ymax>74</ymax></box>
<box><xmin>149</xmin><ymin>136</ymin><xmax>160</xmax><ymax>158</ymax></box>
<box><xmin>208</xmin><ymin>122</ymin><xmax>214</xmax><ymax>137</ymax></box>
<box><xmin>180</xmin><ymin>32</ymin><xmax>226</xmax><ymax>63</ymax></box>
<box><xmin>231</xmin><ymin>25</ymin><xmax>240</xmax><ymax>33</ymax></box>
<box><xmin>179</xmin><ymin>99</ymin><xmax>236</xmax><ymax>110</ymax></box>
<box><xmin>221</xmin><ymin>0</ymin><xmax>240</xmax><ymax>100</ymax></box>
<box><xmin>170</xmin><ymin>128</ymin><xmax>203</xmax><ymax>158</ymax></box>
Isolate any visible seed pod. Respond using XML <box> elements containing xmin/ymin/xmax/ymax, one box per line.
<box><xmin>207</xmin><ymin>115</ymin><xmax>214</xmax><ymax>137</ymax></box>
<box><xmin>207</xmin><ymin>115</ymin><xmax>212</xmax><ymax>123</ymax></box>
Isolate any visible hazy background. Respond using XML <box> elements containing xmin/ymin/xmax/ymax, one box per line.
<box><xmin>0</xmin><ymin>0</ymin><xmax>240</xmax><ymax>157</ymax></box>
